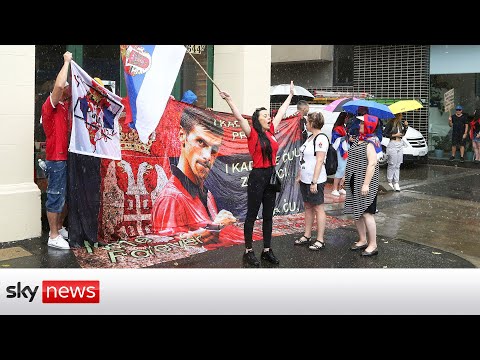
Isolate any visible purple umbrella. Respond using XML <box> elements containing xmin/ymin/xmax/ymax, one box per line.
<box><xmin>324</xmin><ymin>97</ymin><xmax>358</xmax><ymax>112</ymax></box>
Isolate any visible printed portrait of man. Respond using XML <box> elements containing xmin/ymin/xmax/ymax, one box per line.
<box><xmin>151</xmin><ymin>106</ymin><xmax>242</xmax><ymax>249</ymax></box>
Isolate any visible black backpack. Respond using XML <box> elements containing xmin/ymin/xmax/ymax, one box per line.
<box><xmin>313</xmin><ymin>133</ymin><xmax>338</xmax><ymax>176</ymax></box>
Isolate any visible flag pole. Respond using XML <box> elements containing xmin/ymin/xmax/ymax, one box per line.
<box><xmin>185</xmin><ymin>49</ymin><xmax>222</xmax><ymax>92</ymax></box>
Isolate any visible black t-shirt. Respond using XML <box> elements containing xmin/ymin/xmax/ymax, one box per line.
<box><xmin>300</xmin><ymin>116</ymin><xmax>308</xmax><ymax>142</ymax></box>
<box><xmin>452</xmin><ymin>113</ymin><xmax>468</xmax><ymax>133</ymax></box>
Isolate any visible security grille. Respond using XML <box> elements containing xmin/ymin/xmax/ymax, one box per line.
<box><xmin>353</xmin><ymin>45</ymin><xmax>430</xmax><ymax>141</ymax></box>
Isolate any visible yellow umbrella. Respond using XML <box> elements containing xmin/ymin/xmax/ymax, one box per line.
<box><xmin>388</xmin><ymin>100</ymin><xmax>423</xmax><ymax>114</ymax></box>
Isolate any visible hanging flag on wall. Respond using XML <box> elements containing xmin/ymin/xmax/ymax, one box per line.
<box><xmin>121</xmin><ymin>45</ymin><xmax>186</xmax><ymax>143</ymax></box>
<box><xmin>69</xmin><ymin>61</ymin><xmax>125</xmax><ymax>160</ymax></box>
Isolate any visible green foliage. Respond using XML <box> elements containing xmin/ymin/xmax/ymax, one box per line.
<box><xmin>432</xmin><ymin>135</ymin><xmax>451</xmax><ymax>151</ymax></box>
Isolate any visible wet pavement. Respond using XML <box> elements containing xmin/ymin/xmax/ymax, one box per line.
<box><xmin>1</xmin><ymin>159</ymin><xmax>479</xmax><ymax>269</ymax></box>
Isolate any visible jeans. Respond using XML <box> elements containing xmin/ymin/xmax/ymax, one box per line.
<box><xmin>45</xmin><ymin>160</ymin><xmax>67</xmax><ymax>213</ymax></box>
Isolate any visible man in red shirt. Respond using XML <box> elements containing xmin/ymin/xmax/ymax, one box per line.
<box><xmin>41</xmin><ymin>51</ymin><xmax>72</xmax><ymax>250</ymax></box>
<box><xmin>151</xmin><ymin>106</ymin><xmax>239</xmax><ymax>249</ymax></box>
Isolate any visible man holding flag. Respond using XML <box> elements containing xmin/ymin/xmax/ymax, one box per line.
<box><xmin>41</xmin><ymin>51</ymin><xmax>73</xmax><ymax>250</ymax></box>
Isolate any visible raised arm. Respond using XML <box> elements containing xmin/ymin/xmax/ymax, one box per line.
<box><xmin>272</xmin><ymin>80</ymin><xmax>295</xmax><ymax>129</ymax></box>
<box><xmin>219</xmin><ymin>90</ymin><xmax>251</xmax><ymax>137</ymax></box>
<box><xmin>51</xmin><ymin>51</ymin><xmax>72</xmax><ymax>107</ymax></box>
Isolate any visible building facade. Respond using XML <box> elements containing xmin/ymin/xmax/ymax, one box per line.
<box><xmin>3</xmin><ymin>44</ymin><xmax>480</xmax><ymax>243</ymax></box>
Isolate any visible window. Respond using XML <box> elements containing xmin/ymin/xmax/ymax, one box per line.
<box><xmin>334</xmin><ymin>45</ymin><xmax>354</xmax><ymax>86</ymax></box>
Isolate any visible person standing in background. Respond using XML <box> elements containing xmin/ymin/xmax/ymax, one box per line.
<box><xmin>448</xmin><ymin>105</ymin><xmax>469</xmax><ymax>162</ymax></box>
<box><xmin>383</xmin><ymin>113</ymin><xmax>408</xmax><ymax>191</ymax></box>
<box><xmin>470</xmin><ymin>109</ymin><xmax>480</xmax><ymax>163</ymax></box>
<box><xmin>295</xmin><ymin>100</ymin><xmax>310</xmax><ymax>142</ymax></box>
<box><xmin>331</xmin><ymin>112</ymin><xmax>349</xmax><ymax>196</ymax></box>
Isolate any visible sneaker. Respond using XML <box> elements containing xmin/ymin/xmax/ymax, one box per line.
<box><xmin>58</xmin><ymin>226</ymin><xmax>69</xmax><ymax>240</ymax></box>
<box><xmin>48</xmin><ymin>234</ymin><xmax>70</xmax><ymax>250</ymax></box>
<box><xmin>331</xmin><ymin>190</ymin><xmax>340</xmax><ymax>196</ymax></box>
<box><xmin>243</xmin><ymin>250</ymin><xmax>259</xmax><ymax>267</ymax></box>
<box><xmin>338</xmin><ymin>189</ymin><xmax>347</xmax><ymax>195</ymax></box>
<box><xmin>388</xmin><ymin>182</ymin><xmax>395</xmax><ymax>190</ymax></box>
<box><xmin>460</xmin><ymin>157</ymin><xmax>465</xmax><ymax>163</ymax></box>
<box><xmin>394</xmin><ymin>183</ymin><xmax>401</xmax><ymax>191</ymax></box>
<box><xmin>449</xmin><ymin>156</ymin><xmax>455</xmax><ymax>161</ymax></box>
<box><xmin>261</xmin><ymin>249</ymin><xmax>280</xmax><ymax>264</ymax></box>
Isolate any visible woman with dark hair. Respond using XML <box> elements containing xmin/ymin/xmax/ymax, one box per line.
<box><xmin>331</xmin><ymin>112</ymin><xmax>350</xmax><ymax>196</ymax></box>
<box><xmin>470</xmin><ymin>109</ymin><xmax>480</xmax><ymax>163</ymax></box>
<box><xmin>383</xmin><ymin>113</ymin><xmax>408</xmax><ymax>191</ymax></box>
<box><xmin>219</xmin><ymin>81</ymin><xmax>295</xmax><ymax>267</ymax></box>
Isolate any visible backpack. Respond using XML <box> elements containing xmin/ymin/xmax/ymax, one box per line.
<box><xmin>313</xmin><ymin>133</ymin><xmax>338</xmax><ymax>176</ymax></box>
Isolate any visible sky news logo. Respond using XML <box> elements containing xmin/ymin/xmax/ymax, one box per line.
<box><xmin>4</xmin><ymin>281</ymin><xmax>100</xmax><ymax>303</ymax></box>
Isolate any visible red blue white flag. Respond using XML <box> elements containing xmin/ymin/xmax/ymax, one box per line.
<box><xmin>121</xmin><ymin>45</ymin><xmax>186</xmax><ymax>143</ymax></box>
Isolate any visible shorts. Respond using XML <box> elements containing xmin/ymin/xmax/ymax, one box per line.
<box><xmin>300</xmin><ymin>181</ymin><xmax>325</xmax><ymax>205</ymax></box>
<box><xmin>452</xmin><ymin>132</ymin><xmax>466</xmax><ymax>146</ymax></box>
<box><xmin>473</xmin><ymin>133</ymin><xmax>480</xmax><ymax>143</ymax></box>
<box><xmin>335</xmin><ymin>151</ymin><xmax>347</xmax><ymax>178</ymax></box>
<box><xmin>45</xmin><ymin>160</ymin><xmax>67</xmax><ymax>213</ymax></box>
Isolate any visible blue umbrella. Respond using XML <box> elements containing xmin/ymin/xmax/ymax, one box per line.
<box><xmin>342</xmin><ymin>99</ymin><xmax>394</xmax><ymax>119</ymax></box>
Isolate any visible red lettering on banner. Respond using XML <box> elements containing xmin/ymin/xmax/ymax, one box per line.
<box><xmin>42</xmin><ymin>281</ymin><xmax>100</xmax><ymax>303</ymax></box>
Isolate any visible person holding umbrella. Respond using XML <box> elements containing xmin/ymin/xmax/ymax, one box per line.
<box><xmin>383</xmin><ymin>113</ymin><xmax>408</xmax><ymax>191</ymax></box>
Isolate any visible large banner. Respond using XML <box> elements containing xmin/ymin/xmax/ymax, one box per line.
<box><xmin>70</xmin><ymin>99</ymin><xmax>323</xmax><ymax>267</ymax></box>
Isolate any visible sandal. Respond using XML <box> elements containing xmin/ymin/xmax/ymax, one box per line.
<box><xmin>309</xmin><ymin>240</ymin><xmax>325</xmax><ymax>250</ymax></box>
<box><xmin>294</xmin><ymin>235</ymin><xmax>311</xmax><ymax>245</ymax></box>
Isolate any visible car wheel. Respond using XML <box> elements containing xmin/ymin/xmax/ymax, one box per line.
<box><xmin>378</xmin><ymin>145</ymin><xmax>388</xmax><ymax>168</ymax></box>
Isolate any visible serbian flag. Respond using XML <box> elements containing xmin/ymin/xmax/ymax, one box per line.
<box><xmin>121</xmin><ymin>45</ymin><xmax>186</xmax><ymax>143</ymax></box>
<box><xmin>69</xmin><ymin>61</ymin><xmax>125</xmax><ymax>160</ymax></box>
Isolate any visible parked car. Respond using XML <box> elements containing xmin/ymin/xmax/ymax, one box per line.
<box><xmin>285</xmin><ymin>104</ymin><xmax>428</xmax><ymax>166</ymax></box>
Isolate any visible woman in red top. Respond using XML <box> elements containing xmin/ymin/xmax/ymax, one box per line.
<box><xmin>220</xmin><ymin>81</ymin><xmax>295</xmax><ymax>267</ymax></box>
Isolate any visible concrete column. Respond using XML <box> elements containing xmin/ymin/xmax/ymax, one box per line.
<box><xmin>213</xmin><ymin>45</ymin><xmax>271</xmax><ymax>115</ymax></box>
<box><xmin>0</xmin><ymin>45</ymin><xmax>41</xmax><ymax>243</ymax></box>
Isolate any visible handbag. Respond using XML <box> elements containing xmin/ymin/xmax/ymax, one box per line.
<box><xmin>269</xmin><ymin>171</ymin><xmax>282</xmax><ymax>192</ymax></box>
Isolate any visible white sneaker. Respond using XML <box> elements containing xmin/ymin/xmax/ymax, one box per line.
<box><xmin>394</xmin><ymin>183</ymin><xmax>401</xmax><ymax>191</ymax></box>
<box><xmin>48</xmin><ymin>234</ymin><xmax>70</xmax><ymax>250</ymax></box>
<box><xmin>339</xmin><ymin>189</ymin><xmax>347</xmax><ymax>195</ymax></box>
<box><xmin>331</xmin><ymin>190</ymin><xmax>340</xmax><ymax>196</ymax></box>
<box><xmin>388</xmin><ymin>182</ymin><xmax>395</xmax><ymax>190</ymax></box>
<box><xmin>58</xmin><ymin>226</ymin><xmax>69</xmax><ymax>239</ymax></box>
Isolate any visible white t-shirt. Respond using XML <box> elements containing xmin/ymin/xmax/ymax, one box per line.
<box><xmin>299</xmin><ymin>133</ymin><xmax>328</xmax><ymax>184</ymax></box>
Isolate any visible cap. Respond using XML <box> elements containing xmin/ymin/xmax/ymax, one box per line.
<box><xmin>181</xmin><ymin>90</ymin><xmax>198</xmax><ymax>104</ymax></box>
<box><xmin>456</xmin><ymin>105</ymin><xmax>463</xmax><ymax>111</ymax></box>
<box><xmin>93</xmin><ymin>77</ymin><xmax>104</xmax><ymax>87</ymax></box>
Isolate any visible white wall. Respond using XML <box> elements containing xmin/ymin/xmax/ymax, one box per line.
<box><xmin>0</xmin><ymin>45</ymin><xmax>41</xmax><ymax>242</ymax></box>
<box><xmin>213</xmin><ymin>46</ymin><xmax>271</xmax><ymax>114</ymax></box>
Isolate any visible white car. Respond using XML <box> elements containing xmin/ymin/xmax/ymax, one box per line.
<box><xmin>285</xmin><ymin>104</ymin><xmax>428</xmax><ymax>166</ymax></box>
